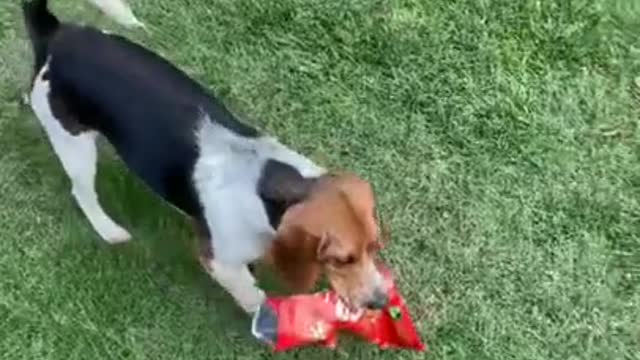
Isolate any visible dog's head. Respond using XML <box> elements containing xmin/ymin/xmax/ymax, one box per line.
<box><xmin>267</xmin><ymin>173</ymin><xmax>389</xmax><ymax>310</ymax></box>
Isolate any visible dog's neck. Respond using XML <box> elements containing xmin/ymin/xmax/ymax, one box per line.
<box><xmin>257</xmin><ymin>159</ymin><xmax>332</xmax><ymax>229</ymax></box>
<box><xmin>258</xmin><ymin>159</ymin><xmax>322</xmax><ymax>203</ymax></box>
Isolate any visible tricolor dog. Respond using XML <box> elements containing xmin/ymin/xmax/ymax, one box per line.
<box><xmin>22</xmin><ymin>0</ymin><xmax>389</xmax><ymax>315</ymax></box>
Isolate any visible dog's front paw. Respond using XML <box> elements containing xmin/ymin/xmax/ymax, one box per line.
<box><xmin>238</xmin><ymin>288</ymin><xmax>266</xmax><ymax>314</ymax></box>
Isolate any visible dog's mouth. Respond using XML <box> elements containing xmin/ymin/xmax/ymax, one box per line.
<box><xmin>340</xmin><ymin>295</ymin><xmax>356</xmax><ymax>311</ymax></box>
<box><xmin>335</xmin><ymin>295</ymin><xmax>365</xmax><ymax>321</ymax></box>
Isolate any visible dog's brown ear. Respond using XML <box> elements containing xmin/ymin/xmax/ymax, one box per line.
<box><xmin>267</xmin><ymin>205</ymin><xmax>323</xmax><ymax>292</ymax></box>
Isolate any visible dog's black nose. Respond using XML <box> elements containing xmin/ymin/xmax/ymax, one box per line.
<box><xmin>364</xmin><ymin>289</ymin><xmax>388</xmax><ymax>310</ymax></box>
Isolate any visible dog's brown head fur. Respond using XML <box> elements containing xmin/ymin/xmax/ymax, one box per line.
<box><xmin>267</xmin><ymin>173</ymin><xmax>388</xmax><ymax>310</ymax></box>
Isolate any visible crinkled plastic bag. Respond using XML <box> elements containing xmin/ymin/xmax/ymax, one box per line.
<box><xmin>252</xmin><ymin>265</ymin><xmax>425</xmax><ymax>352</ymax></box>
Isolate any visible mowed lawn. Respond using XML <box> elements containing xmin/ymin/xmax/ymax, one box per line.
<box><xmin>1</xmin><ymin>0</ymin><xmax>639</xmax><ymax>359</ymax></box>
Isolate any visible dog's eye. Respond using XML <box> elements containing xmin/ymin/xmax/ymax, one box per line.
<box><xmin>344</xmin><ymin>255</ymin><xmax>356</xmax><ymax>264</ymax></box>
<box><xmin>333</xmin><ymin>255</ymin><xmax>356</xmax><ymax>266</ymax></box>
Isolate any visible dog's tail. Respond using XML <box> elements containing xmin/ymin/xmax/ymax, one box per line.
<box><xmin>85</xmin><ymin>0</ymin><xmax>145</xmax><ymax>29</ymax></box>
<box><xmin>22</xmin><ymin>0</ymin><xmax>59</xmax><ymax>72</ymax></box>
<box><xmin>22</xmin><ymin>0</ymin><xmax>145</xmax><ymax>71</ymax></box>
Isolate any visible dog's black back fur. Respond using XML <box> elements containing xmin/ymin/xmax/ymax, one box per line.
<box><xmin>22</xmin><ymin>0</ymin><xmax>262</xmax><ymax>218</ymax></box>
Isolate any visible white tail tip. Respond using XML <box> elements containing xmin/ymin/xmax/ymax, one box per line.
<box><xmin>86</xmin><ymin>0</ymin><xmax>145</xmax><ymax>28</ymax></box>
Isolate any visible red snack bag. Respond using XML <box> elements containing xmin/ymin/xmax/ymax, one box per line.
<box><xmin>338</xmin><ymin>266</ymin><xmax>425</xmax><ymax>351</ymax></box>
<box><xmin>252</xmin><ymin>292</ymin><xmax>340</xmax><ymax>351</ymax></box>
<box><xmin>251</xmin><ymin>265</ymin><xmax>425</xmax><ymax>352</ymax></box>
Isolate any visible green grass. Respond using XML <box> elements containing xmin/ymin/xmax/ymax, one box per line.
<box><xmin>1</xmin><ymin>0</ymin><xmax>639</xmax><ymax>359</ymax></box>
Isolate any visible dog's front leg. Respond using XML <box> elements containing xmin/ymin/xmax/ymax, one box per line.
<box><xmin>193</xmin><ymin>218</ymin><xmax>265</xmax><ymax>314</ymax></box>
<box><xmin>206</xmin><ymin>260</ymin><xmax>266</xmax><ymax>314</ymax></box>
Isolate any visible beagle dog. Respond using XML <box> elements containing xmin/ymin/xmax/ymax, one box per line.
<box><xmin>22</xmin><ymin>0</ymin><xmax>388</xmax><ymax>314</ymax></box>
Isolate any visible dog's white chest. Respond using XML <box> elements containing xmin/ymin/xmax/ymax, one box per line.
<box><xmin>192</xmin><ymin>119</ymin><xmax>324</xmax><ymax>265</ymax></box>
<box><xmin>200</xmin><ymin>181</ymin><xmax>276</xmax><ymax>264</ymax></box>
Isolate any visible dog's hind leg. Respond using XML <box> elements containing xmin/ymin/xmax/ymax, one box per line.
<box><xmin>29</xmin><ymin>63</ymin><xmax>131</xmax><ymax>244</ymax></box>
